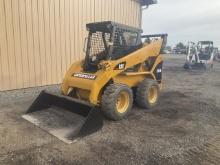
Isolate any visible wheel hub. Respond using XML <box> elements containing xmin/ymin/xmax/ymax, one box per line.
<box><xmin>148</xmin><ymin>86</ymin><xmax>158</xmax><ymax>104</ymax></box>
<box><xmin>116</xmin><ymin>91</ymin><xmax>129</xmax><ymax>113</ymax></box>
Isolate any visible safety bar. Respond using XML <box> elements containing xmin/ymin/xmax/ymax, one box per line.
<box><xmin>141</xmin><ymin>34</ymin><xmax>168</xmax><ymax>39</ymax></box>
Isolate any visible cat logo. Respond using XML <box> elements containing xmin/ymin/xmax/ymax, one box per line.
<box><xmin>118</xmin><ymin>63</ymin><xmax>125</xmax><ymax>69</ymax></box>
<box><xmin>115</xmin><ymin>62</ymin><xmax>126</xmax><ymax>70</ymax></box>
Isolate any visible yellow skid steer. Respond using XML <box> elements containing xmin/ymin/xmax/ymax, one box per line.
<box><xmin>23</xmin><ymin>21</ymin><xmax>167</xmax><ymax>143</ymax></box>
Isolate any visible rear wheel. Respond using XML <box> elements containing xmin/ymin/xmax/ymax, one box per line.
<box><xmin>136</xmin><ymin>79</ymin><xmax>160</xmax><ymax>109</ymax></box>
<box><xmin>204</xmin><ymin>63</ymin><xmax>207</xmax><ymax>70</ymax></box>
<box><xmin>215</xmin><ymin>54</ymin><xmax>220</xmax><ymax>62</ymax></box>
<box><xmin>101</xmin><ymin>84</ymin><xmax>133</xmax><ymax>121</ymax></box>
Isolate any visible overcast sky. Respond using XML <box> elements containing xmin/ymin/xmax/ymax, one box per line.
<box><xmin>142</xmin><ymin>0</ymin><xmax>220</xmax><ymax>48</ymax></box>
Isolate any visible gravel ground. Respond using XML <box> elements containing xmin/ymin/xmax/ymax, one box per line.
<box><xmin>0</xmin><ymin>55</ymin><xmax>220</xmax><ymax>165</ymax></box>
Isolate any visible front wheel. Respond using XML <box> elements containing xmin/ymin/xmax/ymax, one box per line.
<box><xmin>183</xmin><ymin>62</ymin><xmax>191</xmax><ymax>69</ymax></box>
<box><xmin>136</xmin><ymin>79</ymin><xmax>160</xmax><ymax>109</ymax></box>
<box><xmin>101</xmin><ymin>84</ymin><xmax>133</xmax><ymax>121</ymax></box>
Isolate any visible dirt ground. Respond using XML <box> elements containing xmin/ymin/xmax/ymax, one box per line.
<box><xmin>0</xmin><ymin>55</ymin><xmax>220</xmax><ymax>165</ymax></box>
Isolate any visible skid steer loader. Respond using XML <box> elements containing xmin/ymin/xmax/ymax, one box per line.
<box><xmin>184</xmin><ymin>41</ymin><xmax>215</xmax><ymax>70</ymax></box>
<box><xmin>23</xmin><ymin>21</ymin><xmax>167</xmax><ymax>143</ymax></box>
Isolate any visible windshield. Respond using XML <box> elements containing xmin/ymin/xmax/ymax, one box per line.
<box><xmin>111</xmin><ymin>29</ymin><xmax>141</xmax><ymax>60</ymax></box>
<box><xmin>198</xmin><ymin>42</ymin><xmax>213</xmax><ymax>54</ymax></box>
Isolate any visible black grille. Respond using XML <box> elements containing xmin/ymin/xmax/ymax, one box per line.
<box><xmin>111</xmin><ymin>27</ymin><xmax>141</xmax><ymax>60</ymax></box>
<box><xmin>89</xmin><ymin>32</ymin><xmax>111</xmax><ymax>58</ymax></box>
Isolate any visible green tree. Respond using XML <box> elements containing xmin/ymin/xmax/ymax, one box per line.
<box><xmin>176</xmin><ymin>42</ymin><xmax>186</xmax><ymax>50</ymax></box>
<box><xmin>165</xmin><ymin>46</ymin><xmax>172</xmax><ymax>51</ymax></box>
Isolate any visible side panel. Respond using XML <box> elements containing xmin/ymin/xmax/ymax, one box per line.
<box><xmin>113</xmin><ymin>75</ymin><xmax>146</xmax><ymax>87</ymax></box>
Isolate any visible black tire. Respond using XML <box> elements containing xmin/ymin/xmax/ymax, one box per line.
<box><xmin>101</xmin><ymin>84</ymin><xmax>133</xmax><ymax>121</ymax></box>
<box><xmin>183</xmin><ymin>62</ymin><xmax>191</xmax><ymax>70</ymax></box>
<box><xmin>136</xmin><ymin>79</ymin><xmax>160</xmax><ymax>109</ymax></box>
<box><xmin>203</xmin><ymin>63</ymin><xmax>207</xmax><ymax>70</ymax></box>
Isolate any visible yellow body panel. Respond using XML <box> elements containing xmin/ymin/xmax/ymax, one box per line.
<box><xmin>61</xmin><ymin>39</ymin><xmax>163</xmax><ymax>105</ymax></box>
<box><xmin>113</xmin><ymin>74</ymin><xmax>146</xmax><ymax>87</ymax></box>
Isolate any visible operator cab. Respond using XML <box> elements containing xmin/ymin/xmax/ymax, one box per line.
<box><xmin>197</xmin><ymin>41</ymin><xmax>213</xmax><ymax>61</ymax></box>
<box><xmin>83</xmin><ymin>21</ymin><xmax>143</xmax><ymax>72</ymax></box>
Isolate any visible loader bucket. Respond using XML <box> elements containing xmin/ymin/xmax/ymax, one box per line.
<box><xmin>22</xmin><ymin>91</ymin><xmax>103</xmax><ymax>143</ymax></box>
<box><xmin>191</xmin><ymin>63</ymin><xmax>207</xmax><ymax>70</ymax></box>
